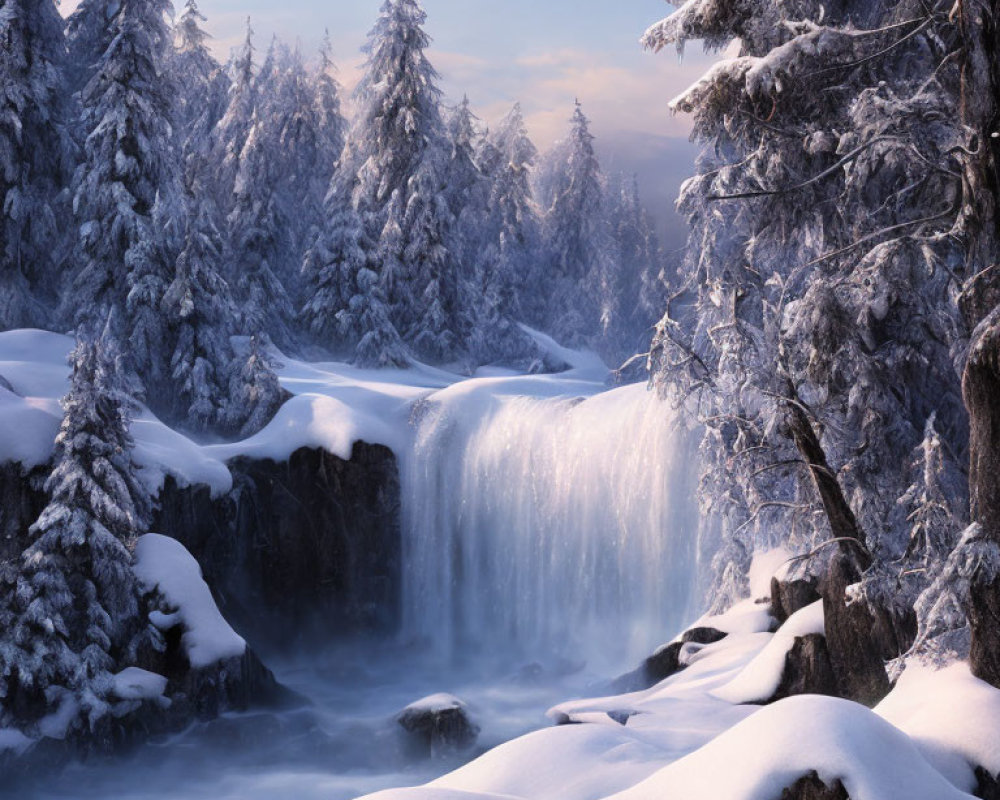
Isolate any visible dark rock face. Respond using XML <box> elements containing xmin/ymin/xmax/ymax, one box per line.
<box><xmin>780</xmin><ymin>772</ymin><xmax>848</xmax><ymax>800</ymax></box>
<box><xmin>769</xmin><ymin>634</ymin><xmax>838</xmax><ymax>703</ymax></box>
<box><xmin>397</xmin><ymin>699</ymin><xmax>480</xmax><ymax>757</ymax></box>
<box><xmin>611</xmin><ymin>626</ymin><xmax>728</xmax><ymax>693</ymax></box>
<box><xmin>821</xmin><ymin>553</ymin><xmax>891</xmax><ymax>707</ymax></box>
<box><xmin>771</xmin><ymin>576</ymin><xmax>822</xmax><ymax>625</ymax></box>
<box><xmin>975</xmin><ymin>766</ymin><xmax>1000</xmax><ymax>800</ymax></box>
<box><xmin>155</xmin><ymin>443</ymin><xmax>401</xmax><ymax>648</ymax></box>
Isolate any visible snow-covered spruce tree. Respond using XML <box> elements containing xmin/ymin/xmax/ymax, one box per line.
<box><xmin>161</xmin><ymin>188</ymin><xmax>236</xmax><ymax>432</ymax></box>
<box><xmin>541</xmin><ymin>101</ymin><xmax>614</xmax><ymax>345</ymax></box>
<box><xmin>0</xmin><ymin>0</ymin><xmax>72</xmax><ymax>329</ymax></box>
<box><xmin>481</xmin><ymin>104</ymin><xmax>543</xmax><ymax>325</ymax></box>
<box><xmin>310</xmin><ymin>0</ymin><xmax>458</xmax><ymax>364</ymax></box>
<box><xmin>212</xmin><ymin>19</ymin><xmax>257</xmax><ymax>219</ymax></box>
<box><xmin>644</xmin><ymin>1</ymin><xmax>967</xmax><ymax>635</ymax></box>
<box><xmin>314</xmin><ymin>31</ymin><xmax>347</xmax><ymax>182</ymax></box>
<box><xmin>226</xmin><ymin>109</ymin><xmax>296</xmax><ymax>347</ymax></box>
<box><xmin>253</xmin><ymin>42</ymin><xmax>345</xmax><ymax>303</ymax></box>
<box><xmin>223</xmin><ymin>334</ymin><xmax>285</xmax><ymax>438</ymax></box>
<box><xmin>605</xmin><ymin>173</ymin><xmax>663</xmax><ymax>362</ymax></box>
<box><xmin>171</xmin><ymin>0</ymin><xmax>229</xmax><ymax>162</ymax></box>
<box><xmin>67</xmin><ymin>0</ymin><xmax>177</xmax><ymax>392</ymax></box>
<box><xmin>0</xmin><ymin>324</ymin><xmax>151</xmax><ymax>732</ymax></box>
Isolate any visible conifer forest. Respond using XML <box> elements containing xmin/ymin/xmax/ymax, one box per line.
<box><xmin>4</xmin><ymin>0</ymin><xmax>1000</xmax><ymax>799</ymax></box>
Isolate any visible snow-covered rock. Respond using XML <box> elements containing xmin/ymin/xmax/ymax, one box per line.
<box><xmin>133</xmin><ymin>533</ymin><xmax>245</xmax><ymax>669</ymax></box>
<box><xmin>111</xmin><ymin>668</ymin><xmax>169</xmax><ymax>704</ymax></box>
<box><xmin>713</xmin><ymin>601</ymin><xmax>825</xmax><ymax>704</ymax></box>
<box><xmin>397</xmin><ymin>693</ymin><xmax>480</xmax><ymax>756</ymax></box>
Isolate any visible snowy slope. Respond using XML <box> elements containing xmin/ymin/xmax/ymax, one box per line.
<box><xmin>359</xmin><ymin>596</ymin><xmax>998</xmax><ymax>800</ymax></box>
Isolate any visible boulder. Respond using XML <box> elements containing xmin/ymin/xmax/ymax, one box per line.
<box><xmin>611</xmin><ymin>626</ymin><xmax>727</xmax><ymax>693</ymax></box>
<box><xmin>771</xmin><ymin>575</ymin><xmax>822</xmax><ymax>625</ymax></box>
<box><xmin>976</xmin><ymin>766</ymin><xmax>1000</xmax><ymax>800</ymax></box>
<box><xmin>397</xmin><ymin>694</ymin><xmax>480</xmax><ymax>757</ymax></box>
<box><xmin>781</xmin><ymin>772</ymin><xmax>849</xmax><ymax>800</ymax></box>
<box><xmin>156</xmin><ymin>442</ymin><xmax>401</xmax><ymax>648</ymax></box>
<box><xmin>769</xmin><ymin>633</ymin><xmax>838</xmax><ymax>703</ymax></box>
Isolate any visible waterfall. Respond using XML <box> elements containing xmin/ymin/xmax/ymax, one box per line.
<box><xmin>401</xmin><ymin>380</ymin><xmax>701</xmax><ymax>667</ymax></box>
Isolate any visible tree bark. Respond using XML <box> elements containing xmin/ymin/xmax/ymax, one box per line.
<box><xmin>785</xmin><ymin>394</ymin><xmax>869</xmax><ymax>570</ymax></box>
<box><xmin>959</xmin><ymin>0</ymin><xmax>1000</xmax><ymax>688</ymax></box>
<box><xmin>784</xmin><ymin>388</ymin><xmax>889</xmax><ymax>703</ymax></box>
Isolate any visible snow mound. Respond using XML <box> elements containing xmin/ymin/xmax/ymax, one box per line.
<box><xmin>877</xmin><ymin>662</ymin><xmax>1000</xmax><ymax>792</ymax></box>
<box><xmin>694</xmin><ymin>598</ymin><xmax>775</xmax><ymax>636</ymax></box>
<box><xmin>712</xmin><ymin>600</ymin><xmax>824</xmax><ymax>704</ymax></box>
<box><xmin>112</xmin><ymin>667</ymin><xmax>169</xmax><ymax>703</ymax></box>
<box><xmin>133</xmin><ymin>534</ymin><xmax>245</xmax><ymax>669</ymax></box>
<box><xmin>609</xmin><ymin>695</ymin><xmax>972</xmax><ymax>800</ymax></box>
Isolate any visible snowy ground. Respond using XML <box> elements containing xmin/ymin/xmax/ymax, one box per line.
<box><xmin>359</xmin><ymin>596</ymin><xmax>1000</xmax><ymax>800</ymax></box>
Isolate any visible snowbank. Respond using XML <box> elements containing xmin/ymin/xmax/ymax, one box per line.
<box><xmin>608</xmin><ymin>695</ymin><xmax>972</xmax><ymax>800</ymax></box>
<box><xmin>133</xmin><ymin>534</ymin><xmax>245</xmax><ymax>669</ymax></box>
<box><xmin>0</xmin><ymin>328</ymin><xmax>612</xmax><ymax>499</ymax></box>
<box><xmin>877</xmin><ymin>662</ymin><xmax>1000</xmax><ymax>792</ymax></box>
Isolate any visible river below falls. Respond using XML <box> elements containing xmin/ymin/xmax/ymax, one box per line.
<box><xmin>10</xmin><ymin>639</ymin><xmax>632</xmax><ymax>800</ymax></box>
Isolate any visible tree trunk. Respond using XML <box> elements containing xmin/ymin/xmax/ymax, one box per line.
<box><xmin>959</xmin><ymin>0</ymin><xmax>1000</xmax><ymax>688</ymax></box>
<box><xmin>785</xmin><ymin>393</ymin><xmax>869</xmax><ymax>569</ymax></box>
<box><xmin>784</xmin><ymin>389</ymin><xmax>889</xmax><ymax>704</ymax></box>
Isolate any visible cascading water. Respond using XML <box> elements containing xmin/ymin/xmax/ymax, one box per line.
<box><xmin>401</xmin><ymin>380</ymin><xmax>702</xmax><ymax>668</ymax></box>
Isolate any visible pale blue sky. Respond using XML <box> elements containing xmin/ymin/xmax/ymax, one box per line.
<box><xmin>186</xmin><ymin>0</ymin><xmax>719</xmax><ymax>242</ymax></box>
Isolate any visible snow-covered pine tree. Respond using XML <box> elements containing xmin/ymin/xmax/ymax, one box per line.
<box><xmin>223</xmin><ymin>334</ymin><xmax>285</xmax><ymax>438</ymax></box>
<box><xmin>172</xmin><ymin>0</ymin><xmax>229</xmax><ymax>161</ymax></box>
<box><xmin>67</xmin><ymin>0</ymin><xmax>177</xmax><ymax>393</ymax></box>
<box><xmin>643</xmin><ymin>1</ymin><xmax>966</xmax><ymax>616</ymax></box>
<box><xmin>212</xmin><ymin>19</ymin><xmax>257</xmax><ymax>218</ymax></box>
<box><xmin>227</xmin><ymin>110</ymin><xmax>296</xmax><ymax>347</ymax></box>
<box><xmin>314</xmin><ymin>30</ymin><xmax>347</xmax><ymax>183</ymax></box>
<box><xmin>161</xmin><ymin>187</ymin><xmax>236</xmax><ymax>432</ymax></box>
<box><xmin>0</xmin><ymin>0</ymin><xmax>72</xmax><ymax>329</ymax></box>
<box><xmin>0</xmin><ymin>322</ymin><xmax>151</xmax><ymax>731</ymax></box>
<box><xmin>340</xmin><ymin>0</ymin><xmax>459</xmax><ymax>362</ymax></box>
<box><xmin>483</xmin><ymin>103</ymin><xmax>542</xmax><ymax>326</ymax></box>
<box><xmin>541</xmin><ymin>101</ymin><xmax>614</xmax><ymax>344</ymax></box>
<box><xmin>604</xmin><ymin>173</ymin><xmax>663</xmax><ymax>362</ymax></box>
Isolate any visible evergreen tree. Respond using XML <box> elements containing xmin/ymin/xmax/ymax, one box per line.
<box><xmin>0</xmin><ymin>0</ymin><xmax>72</xmax><ymax>329</ymax></box>
<box><xmin>644</xmin><ymin>0</ymin><xmax>966</xmax><ymax>620</ymax></box>
<box><xmin>161</xmin><ymin>189</ymin><xmax>236</xmax><ymax>432</ymax></box>
<box><xmin>329</xmin><ymin>0</ymin><xmax>458</xmax><ymax>363</ymax></box>
<box><xmin>223</xmin><ymin>335</ymin><xmax>285</xmax><ymax>438</ymax></box>
<box><xmin>213</xmin><ymin>19</ymin><xmax>257</xmax><ymax>217</ymax></box>
<box><xmin>481</xmin><ymin>103</ymin><xmax>542</xmax><ymax>332</ymax></box>
<box><xmin>172</xmin><ymin>0</ymin><xmax>229</xmax><ymax>157</ymax></box>
<box><xmin>0</xmin><ymin>323</ymin><xmax>151</xmax><ymax>731</ymax></box>
<box><xmin>541</xmin><ymin>101</ymin><xmax>613</xmax><ymax>343</ymax></box>
<box><xmin>227</xmin><ymin>113</ymin><xmax>295</xmax><ymax>346</ymax></box>
<box><xmin>605</xmin><ymin>173</ymin><xmax>662</xmax><ymax>360</ymax></box>
<box><xmin>67</xmin><ymin>0</ymin><xmax>177</xmax><ymax>390</ymax></box>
